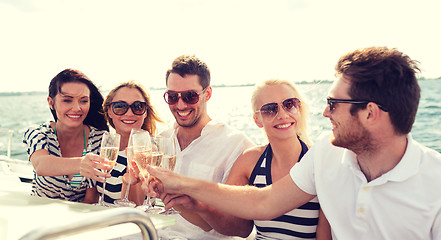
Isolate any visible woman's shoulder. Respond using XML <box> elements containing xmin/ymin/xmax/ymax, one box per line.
<box><xmin>234</xmin><ymin>145</ymin><xmax>266</xmax><ymax>167</ymax></box>
<box><xmin>24</xmin><ymin>121</ymin><xmax>53</xmax><ymax>136</ymax></box>
<box><xmin>87</xmin><ymin>125</ymin><xmax>108</xmax><ymax>137</ymax></box>
<box><xmin>228</xmin><ymin>145</ymin><xmax>267</xmax><ymax>184</ymax></box>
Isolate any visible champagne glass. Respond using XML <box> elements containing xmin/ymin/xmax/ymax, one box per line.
<box><xmin>147</xmin><ymin>136</ymin><xmax>165</xmax><ymax>213</ymax></box>
<box><xmin>131</xmin><ymin>129</ymin><xmax>154</xmax><ymax>212</ymax></box>
<box><xmin>157</xmin><ymin>136</ymin><xmax>179</xmax><ymax>215</ymax></box>
<box><xmin>98</xmin><ymin>132</ymin><xmax>120</xmax><ymax>206</ymax></box>
<box><xmin>114</xmin><ymin>132</ymin><xmax>136</xmax><ymax>208</ymax></box>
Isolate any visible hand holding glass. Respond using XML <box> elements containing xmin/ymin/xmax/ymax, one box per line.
<box><xmin>98</xmin><ymin>132</ymin><xmax>120</xmax><ymax>206</ymax></box>
<box><xmin>131</xmin><ymin>129</ymin><xmax>153</xmax><ymax>212</ymax></box>
<box><xmin>114</xmin><ymin>133</ymin><xmax>136</xmax><ymax>207</ymax></box>
<box><xmin>156</xmin><ymin>136</ymin><xmax>179</xmax><ymax>215</ymax></box>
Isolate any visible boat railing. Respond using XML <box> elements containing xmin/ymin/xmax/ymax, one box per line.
<box><xmin>0</xmin><ymin>129</ymin><xmax>13</xmax><ymax>159</ymax></box>
<box><xmin>19</xmin><ymin>207</ymin><xmax>158</xmax><ymax>240</ymax></box>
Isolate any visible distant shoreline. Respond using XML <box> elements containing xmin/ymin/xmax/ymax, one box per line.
<box><xmin>1</xmin><ymin>78</ymin><xmax>439</xmax><ymax>96</ymax></box>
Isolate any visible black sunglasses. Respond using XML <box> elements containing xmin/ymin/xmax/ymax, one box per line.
<box><xmin>163</xmin><ymin>89</ymin><xmax>206</xmax><ymax>105</ymax></box>
<box><xmin>110</xmin><ymin>101</ymin><xmax>147</xmax><ymax>116</ymax></box>
<box><xmin>255</xmin><ymin>98</ymin><xmax>301</xmax><ymax>120</ymax></box>
<box><xmin>326</xmin><ymin>98</ymin><xmax>388</xmax><ymax>112</ymax></box>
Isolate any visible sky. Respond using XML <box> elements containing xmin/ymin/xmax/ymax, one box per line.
<box><xmin>1</xmin><ymin>0</ymin><xmax>440</xmax><ymax>93</ymax></box>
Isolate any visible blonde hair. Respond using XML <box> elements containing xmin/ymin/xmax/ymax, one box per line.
<box><xmin>103</xmin><ymin>81</ymin><xmax>162</xmax><ymax>136</ymax></box>
<box><xmin>251</xmin><ymin>79</ymin><xmax>311</xmax><ymax>146</ymax></box>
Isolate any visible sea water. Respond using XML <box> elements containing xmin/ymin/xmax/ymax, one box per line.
<box><xmin>1</xmin><ymin>80</ymin><xmax>440</xmax><ymax>161</ymax></box>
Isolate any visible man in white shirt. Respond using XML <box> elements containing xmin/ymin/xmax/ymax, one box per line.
<box><xmin>158</xmin><ymin>55</ymin><xmax>255</xmax><ymax>239</ymax></box>
<box><xmin>146</xmin><ymin>47</ymin><xmax>441</xmax><ymax>239</ymax></box>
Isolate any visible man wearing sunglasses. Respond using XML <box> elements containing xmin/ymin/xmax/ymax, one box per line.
<box><xmin>147</xmin><ymin>47</ymin><xmax>441</xmax><ymax>239</ymax></box>
<box><xmin>158</xmin><ymin>55</ymin><xmax>255</xmax><ymax>239</ymax></box>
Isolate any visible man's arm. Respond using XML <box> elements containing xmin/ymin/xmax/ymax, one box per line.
<box><xmin>147</xmin><ymin>166</ymin><xmax>314</xmax><ymax>220</ymax></box>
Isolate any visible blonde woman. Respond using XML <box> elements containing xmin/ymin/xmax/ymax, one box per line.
<box><xmin>94</xmin><ymin>81</ymin><xmax>162</xmax><ymax>205</ymax></box>
<box><xmin>152</xmin><ymin>80</ymin><xmax>331</xmax><ymax>239</ymax></box>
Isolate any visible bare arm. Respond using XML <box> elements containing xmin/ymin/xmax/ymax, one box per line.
<box><xmin>191</xmin><ymin>200</ymin><xmax>253</xmax><ymax>237</ymax></box>
<box><xmin>30</xmin><ymin>149</ymin><xmax>82</xmax><ymax>175</ymax></box>
<box><xmin>30</xmin><ymin>150</ymin><xmax>111</xmax><ymax>182</ymax></box>
<box><xmin>82</xmin><ymin>186</ymin><xmax>99</xmax><ymax>204</ymax></box>
<box><xmin>147</xmin><ymin>166</ymin><xmax>314</xmax><ymax>220</ymax></box>
<box><xmin>316</xmin><ymin>208</ymin><xmax>332</xmax><ymax>240</ymax></box>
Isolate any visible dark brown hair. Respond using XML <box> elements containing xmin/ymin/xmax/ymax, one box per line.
<box><xmin>165</xmin><ymin>55</ymin><xmax>211</xmax><ymax>89</ymax></box>
<box><xmin>336</xmin><ymin>46</ymin><xmax>420</xmax><ymax>134</ymax></box>
<box><xmin>48</xmin><ymin>68</ymin><xmax>109</xmax><ymax>131</ymax></box>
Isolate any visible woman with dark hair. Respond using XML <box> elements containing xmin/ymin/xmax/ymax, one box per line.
<box><xmin>23</xmin><ymin>68</ymin><xmax>111</xmax><ymax>203</ymax></box>
<box><xmin>92</xmin><ymin>80</ymin><xmax>162</xmax><ymax>205</ymax></box>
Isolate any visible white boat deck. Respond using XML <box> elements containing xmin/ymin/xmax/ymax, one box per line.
<box><xmin>0</xmin><ymin>188</ymin><xmax>175</xmax><ymax>240</ymax></box>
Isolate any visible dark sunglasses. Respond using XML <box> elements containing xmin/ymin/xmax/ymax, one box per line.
<box><xmin>110</xmin><ymin>101</ymin><xmax>147</xmax><ymax>116</ymax></box>
<box><xmin>326</xmin><ymin>98</ymin><xmax>388</xmax><ymax>112</ymax></box>
<box><xmin>163</xmin><ymin>89</ymin><xmax>206</xmax><ymax>105</ymax></box>
<box><xmin>256</xmin><ymin>98</ymin><xmax>301</xmax><ymax>120</ymax></box>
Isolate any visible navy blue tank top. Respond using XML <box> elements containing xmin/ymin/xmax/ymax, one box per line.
<box><xmin>249</xmin><ymin>139</ymin><xmax>320</xmax><ymax>239</ymax></box>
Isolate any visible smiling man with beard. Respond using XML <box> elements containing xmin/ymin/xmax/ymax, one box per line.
<box><xmin>146</xmin><ymin>47</ymin><xmax>441</xmax><ymax>239</ymax></box>
<box><xmin>157</xmin><ymin>55</ymin><xmax>255</xmax><ymax>239</ymax></box>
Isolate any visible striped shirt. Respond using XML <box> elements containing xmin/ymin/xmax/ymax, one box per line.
<box><xmin>23</xmin><ymin>122</ymin><xmax>106</xmax><ymax>202</ymax></box>
<box><xmin>249</xmin><ymin>141</ymin><xmax>320</xmax><ymax>239</ymax></box>
<box><xmin>96</xmin><ymin>151</ymin><xmax>127</xmax><ymax>204</ymax></box>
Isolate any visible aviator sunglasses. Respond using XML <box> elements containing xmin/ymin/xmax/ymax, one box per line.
<box><xmin>256</xmin><ymin>98</ymin><xmax>301</xmax><ymax>120</ymax></box>
<box><xmin>110</xmin><ymin>101</ymin><xmax>147</xmax><ymax>116</ymax></box>
<box><xmin>326</xmin><ymin>98</ymin><xmax>388</xmax><ymax>112</ymax></box>
<box><xmin>163</xmin><ymin>89</ymin><xmax>206</xmax><ymax>105</ymax></box>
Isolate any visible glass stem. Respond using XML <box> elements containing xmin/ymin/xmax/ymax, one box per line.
<box><xmin>123</xmin><ymin>171</ymin><xmax>131</xmax><ymax>200</ymax></box>
<box><xmin>144</xmin><ymin>172</ymin><xmax>151</xmax><ymax>208</ymax></box>
<box><xmin>100</xmin><ymin>179</ymin><xmax>107</xmax><ymax>205</ymax></box>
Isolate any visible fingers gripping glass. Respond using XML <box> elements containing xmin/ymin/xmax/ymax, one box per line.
<box><xmin>256</xmin><ymin>98</ymin><xmax>301</xmax><ymax>120</ymax></box>
<box><xmin>163</xmin><ymin>89</ymin><xmax>206</xmax><ymax>105</ymax></box>
<box><xmin>111</xmin><ymin>101</ymin><xmax>147</xmax><ymax>116</ymax></box>
<box><xmin>326</xmin><ymin>98</ymin><xmax>388</xmax><ymax>112</ymax></box>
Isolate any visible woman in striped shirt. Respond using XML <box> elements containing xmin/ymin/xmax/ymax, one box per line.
<box><xmin>94</xmin><ymin>81</ymin><xmax>162</xmax><ymax>205</ymax></box>
<box><xmin>23</xmin><ymin>68</ymin><xmax>109</xmax><ymax>203</ymax></box>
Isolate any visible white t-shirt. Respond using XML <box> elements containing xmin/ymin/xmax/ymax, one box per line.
<box><xmin>290</xmin><ymin>132</ymin><xmax>441</xmax><ymax>240</ymax></box>
<box><xmin>159</xmin><ymin>120</ymin><xmax>255</xmax><ymax>240</ymax></box>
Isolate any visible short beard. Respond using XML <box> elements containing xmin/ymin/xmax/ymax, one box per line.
<box><xmin>176</xmin><ymin>116</ymin><xmax>200</xmax><ymax>128</ymax></box>
<box><xmin>174</xmin><ymin>109</ymin><xmax>200</xmax><ymax>128</ymax></box>
<box><xmin>331</xmin><ymin>116</ymin><xmax>373</xmax><ymax>154</ymax></box>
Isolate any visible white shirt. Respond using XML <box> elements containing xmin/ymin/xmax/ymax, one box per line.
<box><xmin>159</xmin><ymin>120</ymin><xmax>255</xmax><ymax>240</ymax></box>
<box><xmin>290</xmin><ymin>132</ymin><xmax>441</xmax><ymax>240</ymax></box>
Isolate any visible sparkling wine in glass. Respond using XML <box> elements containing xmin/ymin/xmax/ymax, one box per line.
<box><xmin>157</xmin><ymin>135</ymin><xmax>179</xmax><ymax>215</ymax></box>
<box><xmin>131</xmin><ymin>129</ymin><xmax>154</xmax><ymax>212</ymax></box>
<box><xmin>98</xmin><ymin>132</ymin><xmax>120</xmax><ymax>206</ymax></box>
<box><xmin>148</xmin><ymin>136</ymin><xmax>166</xmax><ymax>213</ymax></box>
<box><xmin>114</xmin><ymin>132</ymin><xmax>136</xmax><ymax>208</ymax></box>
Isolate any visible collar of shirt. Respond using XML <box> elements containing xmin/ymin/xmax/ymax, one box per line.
<box><xmin>341</xmin><ymin>134</ymin><xmax>420</xmax><ymax>185</ymax></box>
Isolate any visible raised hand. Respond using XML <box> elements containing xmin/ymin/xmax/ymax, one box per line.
<box><xmin>144</xmin><ymin>165</ymin><xmax>184</xmax><ymax>194</ymax></box>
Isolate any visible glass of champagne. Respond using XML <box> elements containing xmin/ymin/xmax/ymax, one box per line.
<box><xmin>98</xmin><ymin>132</ymin><xmax>120</xmax><ymax>206</ymax></box>
<box><xmin>148</xmin><ymin>136</ymin><xmax>165</xmax><ymax>213</ymax></box>
<box><xmin>131</xmin><ymin>129</ymin><xmax>153</xmax><ymax>212</ymax></box>
<box><xmin>157</xmin><ymin>136</ymin><xmax>179</xmax><ymax>215</ymax></box>
<box><xmin>114</xmin><ymin>132</ymin><xmax>136</xmax><ymax>208</ymax></box>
